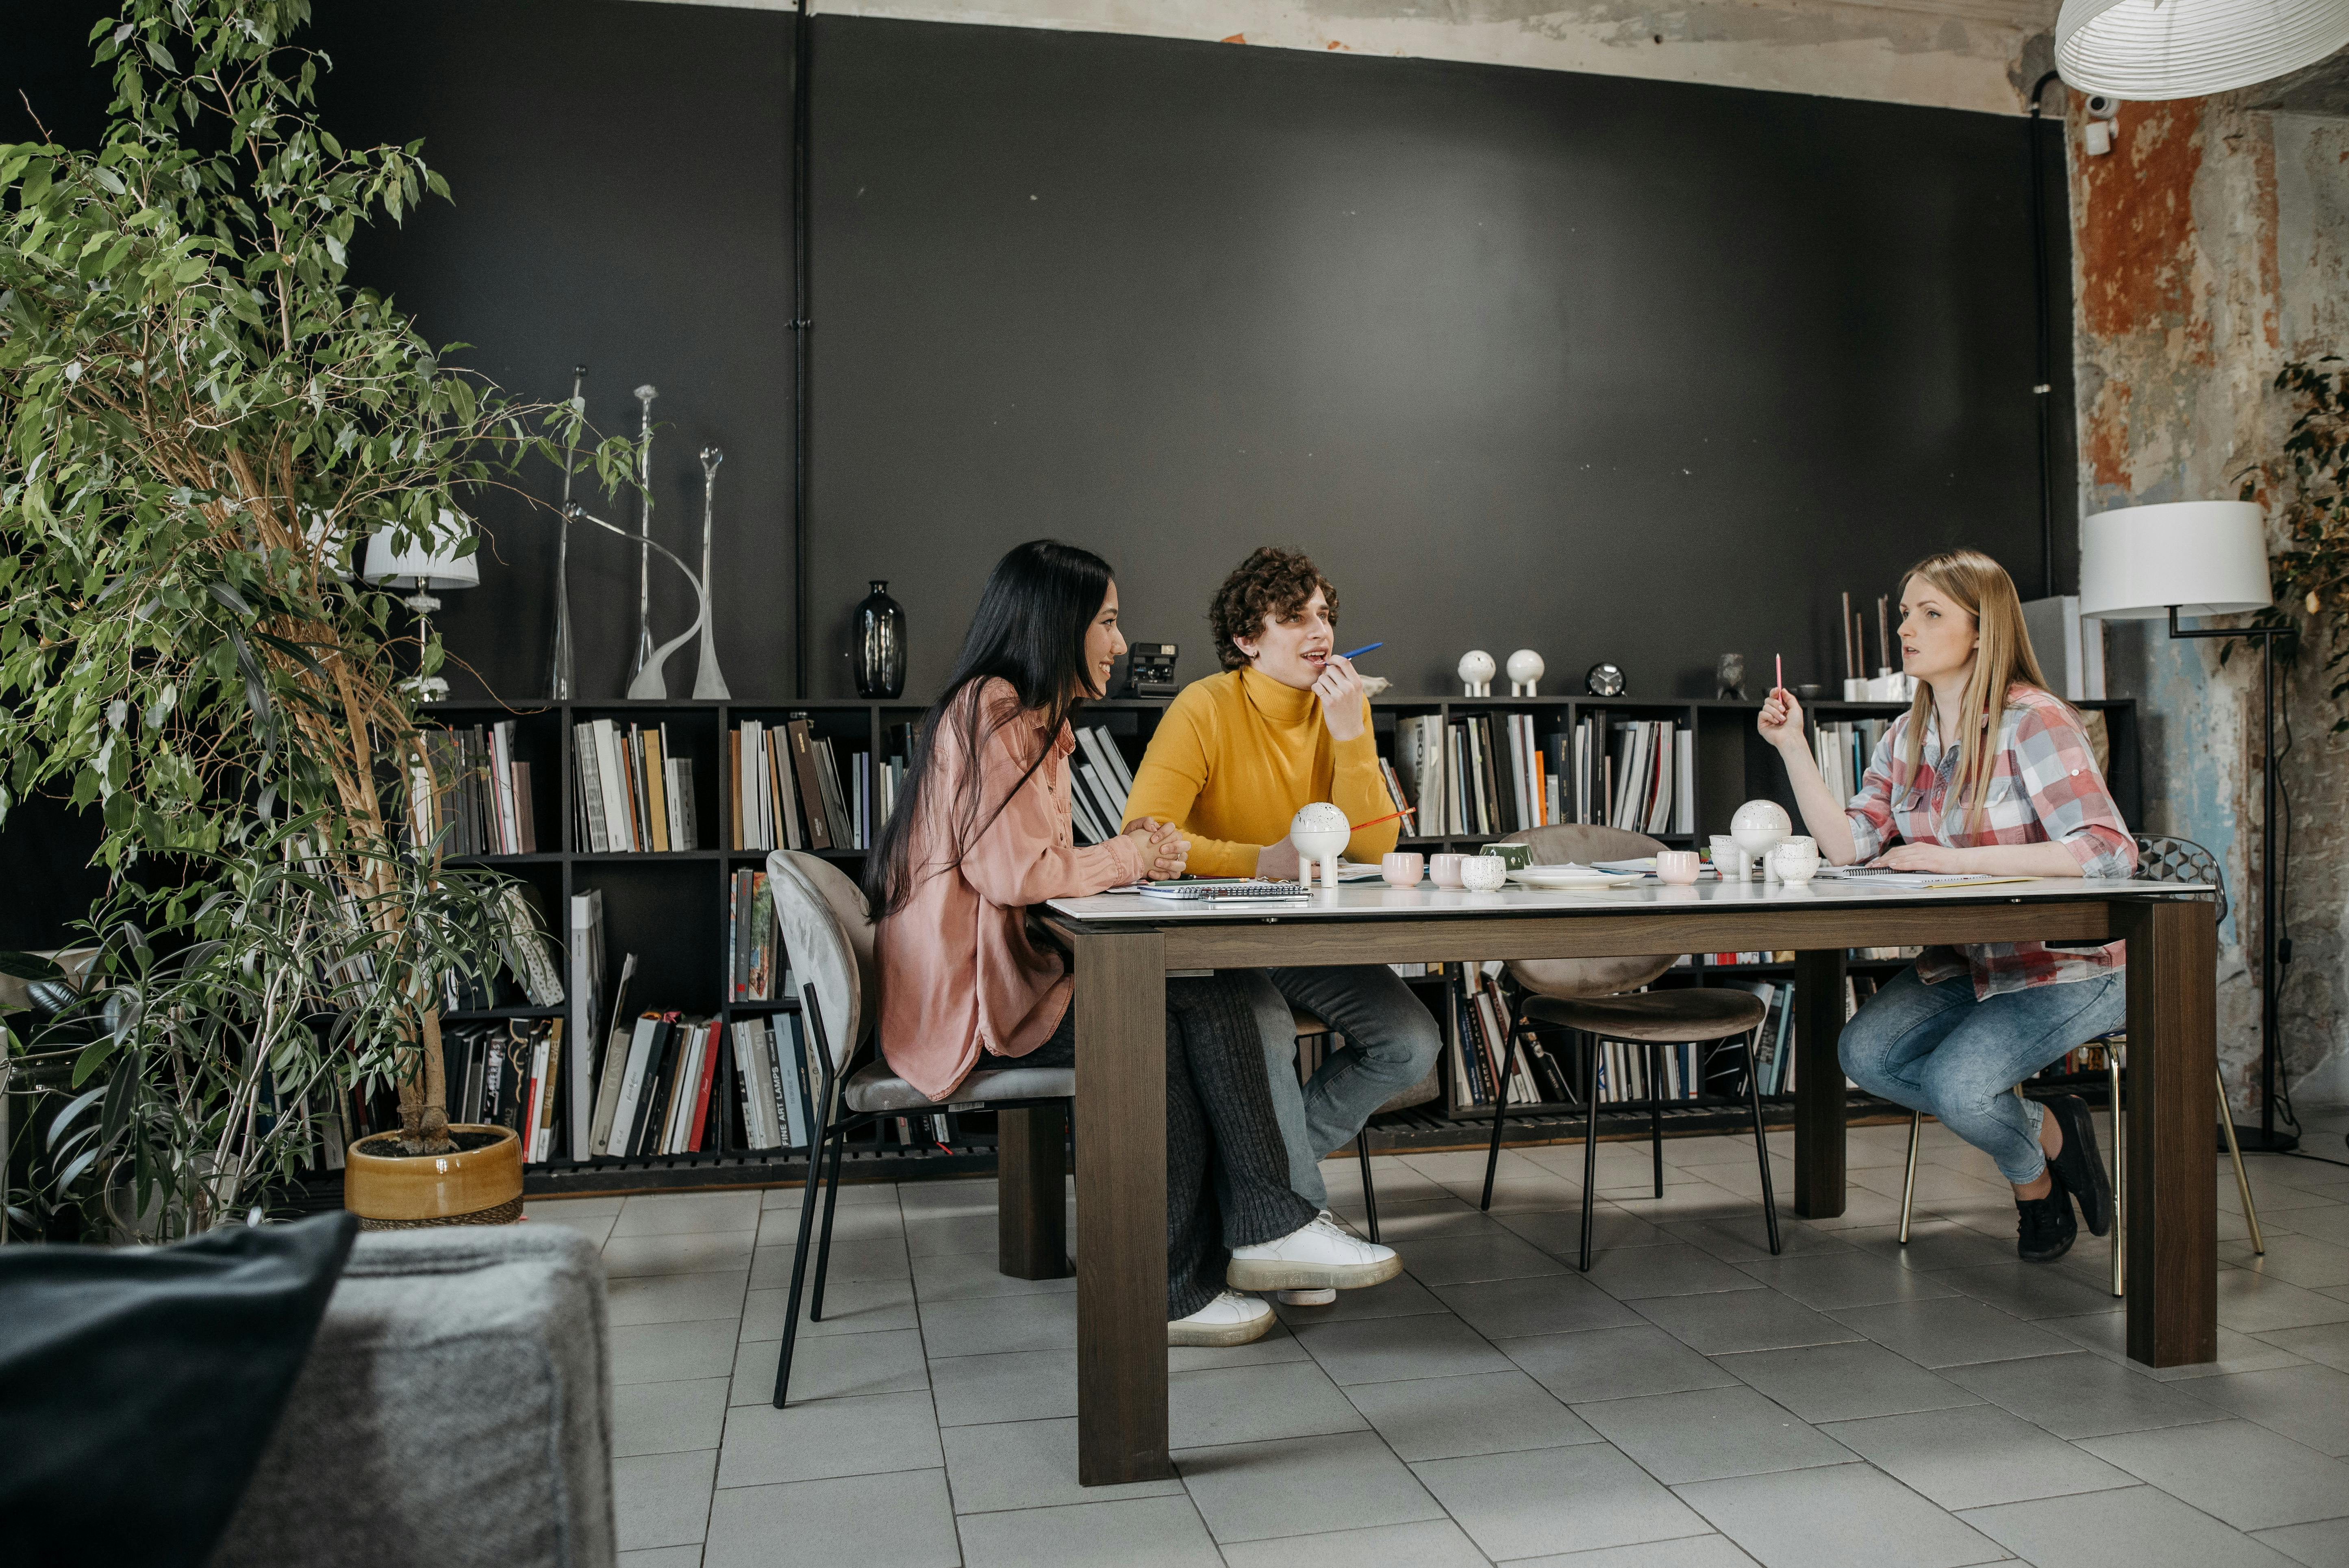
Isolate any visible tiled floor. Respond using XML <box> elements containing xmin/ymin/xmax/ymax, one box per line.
<box><xmin>531</xmin><ymin>1106</ymin><xmax>2349</xmax><ymax>1568</ymax></box>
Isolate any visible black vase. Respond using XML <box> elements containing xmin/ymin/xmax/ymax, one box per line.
<box><xmin>854</xmin><ymin>580</ymin><xmax>906</xmax><ymax>699</ymax></box>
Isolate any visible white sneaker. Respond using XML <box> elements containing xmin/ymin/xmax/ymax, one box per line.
<box><xmin>1169</xmin><ymin>1290</ymin><xmax>1274</xmax><ymax>1347</ymax></box>
<box><xmin>1277</xmin><ymin>1288</ymin><xmax>1338</xmax><ymax>1307</ymax></box>
<box><xmin>1227</xmin><ymin>1212</ymin><xmax>1403</xmax><ymax>1292</ymax></box>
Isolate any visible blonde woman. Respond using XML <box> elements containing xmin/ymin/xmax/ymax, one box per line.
<box><xmin>1758</xmin><ymin>549</ymin><xmax>2135</xmax><ymax>1263</ymax></box>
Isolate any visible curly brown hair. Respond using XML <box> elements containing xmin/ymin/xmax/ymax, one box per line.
<box><xmin>1210</xmin><ymin>547</ymin><xmax>1339</xmax><ymax>670</ymax></box>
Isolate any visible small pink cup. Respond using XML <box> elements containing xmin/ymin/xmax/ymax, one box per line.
<box><xmin>1655</xmin><ymin>849</ymin><xmax>1701</xmax><ymax>884</ymax></box>
<box><xmin>1429</xmin><ymin>853</ymin><xmax>1469</xmax><ymax>888</ymax></box>
<box><xmin>1381</xmin><ymin>852</ymin><xmax>1425</xmax><ymax>887</ymax></box>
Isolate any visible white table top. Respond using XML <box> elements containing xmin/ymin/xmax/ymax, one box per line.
<box><xmin>1046</xmin><ymin>876</ymin><xmax>2210</xmax><ymax>924</ymax></box>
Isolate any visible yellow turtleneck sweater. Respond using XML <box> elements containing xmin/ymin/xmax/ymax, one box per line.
<box><xmin>1122</xmin><ymin>669</ymin><xmax>1401</xmax><ymax>878</ymax></box>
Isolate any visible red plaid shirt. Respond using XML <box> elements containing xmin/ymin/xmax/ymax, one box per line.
<box><xmin>1846</xmin><ymin>684</ymin><xmax>2136</xmax><ymax>999</ymax></box>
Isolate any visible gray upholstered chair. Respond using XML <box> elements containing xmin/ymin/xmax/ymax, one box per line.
<box><xmin>1486</xmin><ymin>825</ymin><xmax>1782</xmax><ymax>1270</ymax></box>
<box><xmin>765</xmin><ymin>850</ymin><xmax>1075</xmax><ymax>1405</ymax></box>
<box><xmin>1291</xmin><ymin>1008</ymin><xmax>1441</xmax><ymax>1244</ymax></box>
<box><xmin>1890</xmin><ymin>832</ymin><xmax>2263</xmax><ymax>1293</ymax></box>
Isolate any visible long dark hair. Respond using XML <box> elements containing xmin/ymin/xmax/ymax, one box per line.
<box><xmin>866</xmin><ymin>540</ymin><xmax>1117</xmax><ymax>918</ymax></box>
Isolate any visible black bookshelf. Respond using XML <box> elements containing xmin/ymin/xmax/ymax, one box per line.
<box><xmin>408</xmin><ymin>692</ymin><xmax>2136</xmax><ymax>1196</ymax></box>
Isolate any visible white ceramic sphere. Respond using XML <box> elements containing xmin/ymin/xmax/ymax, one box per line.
<box><xmin>1290</xmin><ymin>801</ymin><xmax>1352</xmax><ymax>860</ymax></box>
<box><xmin>1506</xmin><ymin>649</ymin><xmax>1545</xmax><ymax>686</ymax></box>
<box><xmin>1729</xmin><ymin>799</ymin><xmax>1794</xmax><ymax>856</ymax></box>
<box><xmin>1457</xmin><ymin>650</ymin><xmax>1496</xmax><ymax>686</ymax></box>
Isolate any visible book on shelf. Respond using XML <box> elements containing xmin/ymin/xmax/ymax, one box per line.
<box><xmin>440</xmin><ymin>1019</ymin><xmax>565</xmax><ymax>1155</ymax></box>
<box><xmin>730</xmin><ymin>1014</ymin><xmax>813</xmax><ymax>1151</ymax></box>
<box><xmin>574</xmin><ymin>719</ymin><xmax>696</xmax><ymax>853</ymax></box>
<box><xmin>567</xmin><ymin>890</ymin><xmax>606</xmax><ymax>1161</ymax></box>
<box><xmin>413</xmin><ymin>721</ymin><xmax>537</xmax><ymax>856</ymax></box>
<box><xmin>1066</xmin><ymin>724</ymin><xmax>1136</xmax><ymax>846</ymax></box>
<box><xmin>727</xmin><ymin>869</ymin><xmax>785</xmax><ymax>1002</ymax></box>
<box><xmin>1813</xmin><ymin>717</ymin><xmax>1892</xmax><ymax>807</ymax></box>
<box><xmin>497</xmin><ymin>882</ymin><xmax>566</xmax><ymax>1008</ymax></box>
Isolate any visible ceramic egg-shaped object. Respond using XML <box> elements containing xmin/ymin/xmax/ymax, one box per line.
<box><xmin>1729</xmin><ymin>799</ymin><xmax>1794</xmax><ymax>858</ymax></box>
<box><xmin>1506</xmin><ymin>649</ymin><xmax>1545</xmax><ymax>693</ymax></box>
<box><xmin>1458</xmin><ymin>650</ymin><xmax>1496</xmax><ymax>695</ymax></box>
<box><xmin>1290</xmin><ymin>801</ymin><xmax>1351</xmax><ymax>860</ymax></box>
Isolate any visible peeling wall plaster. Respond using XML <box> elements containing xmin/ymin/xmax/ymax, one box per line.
<box><xmin>661</xmin><ymin>0</ymin><xmax>2060</xmax><ymax>115</ymax></box>
<box><xmin>2072</xmin><ymin>95</ymin><xmax>2349</xmax><ymax>1116</ymax></box>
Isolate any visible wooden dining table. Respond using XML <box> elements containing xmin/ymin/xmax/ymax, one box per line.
<box><xmin>1009</xmin><ymin>875</ymin><xmax>2215</xmax><ymax>1487</ymax></box>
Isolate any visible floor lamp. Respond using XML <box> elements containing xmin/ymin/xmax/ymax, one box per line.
<box><xmin>2079</xmin><ymin>499</ymin><xmax>2296</xmax><ymax>1152</ymax></box>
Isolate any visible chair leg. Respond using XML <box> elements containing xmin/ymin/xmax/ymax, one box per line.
<box><xmin>2219</xmin><ymin>1065</ymin><xmax>2264</xmax><ymax>1255</ymax></box>
<box><xmin>1580</xmin><ymin>1036</ymin><xmax>1600</xmax><ymax>1273</ymax></box>
<box><xmin>808</xmin><ymin>1111</ymin><xmax>850</xmax><ymax>1320</ymax></box>
<box><xmin>1482</xmin><ymin>1037</ymin><xmax>1521</xmax><ymax>1212</ymax></box>
<box><xmin>1742</xmin><ymin>1037</ymin><xmax>1782</xmax><ymax>1257</ymax></box>
<box><xmin>1647</xmin><ymin>1042</ymin><xmax>1665</xmax><ymax>1200</ymax></box>
<box><xmin>1898</xmin><ymin>1111</ymin><xmax>1922</xmax><ymax>1245</ymax></box>
<box><xmin>1357</xmin><ymin>1128</ymin><xmax>1380</xmax><ymax>1244</ymax></box>
<box><xmin>772</xmin><ymin>1112</ymin><xmax>834</xmax><ymax>1407</ymax></box>
<box><xmin>2109</xmin><ymin>1049</ymin><xmax>2125</xmax><ymax>1299</ymax></box>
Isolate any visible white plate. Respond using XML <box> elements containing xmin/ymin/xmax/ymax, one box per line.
<box><xmin>1512</xmin><ymin>866</ymin><xmax>1643</xmax><ymax>889</ymax></box>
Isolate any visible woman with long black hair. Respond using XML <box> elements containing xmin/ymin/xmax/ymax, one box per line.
<box><xmin>868</xmin><ymin>540</ymin><xmax>1399</xmax><ymax>1345</ymax></box>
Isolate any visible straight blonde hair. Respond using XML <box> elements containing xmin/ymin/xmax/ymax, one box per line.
<box><xmin>1899</xmin><ymin>549</ymin><xmax>2056</xmax><ymax>826</ymax></box>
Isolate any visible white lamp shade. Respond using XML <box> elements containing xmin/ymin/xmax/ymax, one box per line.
<box><xmin>362</xmin><ymin>509</ymin><xmax>481</xmax><ymax>591</ymax></box>
<box><xmin>2056</xmin><ymin>0</ymin><xmax>2349</xmax><ymax>101</ymax></box>
<box><xmin>2078</xmin><ymin>500</ymin><xmax>2272</xmax><ymax>619</ymax></box>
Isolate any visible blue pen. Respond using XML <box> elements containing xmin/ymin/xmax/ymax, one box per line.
<box><xmin>1336</xmin><ymin>642</ymin><xmax>1382</xmax><ymax>660</ymax></box>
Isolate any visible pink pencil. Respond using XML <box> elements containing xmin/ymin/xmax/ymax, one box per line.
<box><xmin>1774</xmin><ymin>654</ymin><xmax>1782</xmax><ymax>694</ymax></box>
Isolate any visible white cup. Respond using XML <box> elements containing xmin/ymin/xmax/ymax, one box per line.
<box><xmin>1460</xmin><ymin>856</ymin><xmax>1509</xmax><ymax>892</ymax></box>
<box><xmin>1710</xmin><ymin>837</ymin><xmax>1751</xmax><ymax>880</ymax></box>
<box><xmin>1771</xmin><ymin>840</ymin><xmax>1820</xmax><ymax>883</ymax></box>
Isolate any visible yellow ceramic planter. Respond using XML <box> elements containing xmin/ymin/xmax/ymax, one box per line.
<box><xmin>343</xmin><ymin>1123</ymin><xmax>524</xmax><ymax>1229</ymax></box>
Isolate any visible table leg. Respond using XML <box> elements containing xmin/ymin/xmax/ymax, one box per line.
<box><xmin>1792</xmin><ymin>947</ymin><xmax>1849</xmax><ymax>1219</ymax></box>
<box><xmin>2122</xmin><ymin>899</ymin><xmax>2217</xmax><ymax>1367</ymax></box>
<box><xmin>997</xmin><ymin>1105</ymin><xmax>1071</xmax><ymax>1281</ymax></box>
<box><xmin>1072</xmin><ymin>927</ymin><xmax>1174</xmax><ymax>1485</ymax></box>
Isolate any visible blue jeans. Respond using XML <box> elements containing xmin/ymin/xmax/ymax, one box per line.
<box><xmin>1236</xmin><ymin>965</ymin><xmax>1445</xmax><ymax>1209</ymax></box>
<box><xmin>1838</xmin><ymin>964</ymin><xmax>2127</xmax><ymax>1185</ymax></box>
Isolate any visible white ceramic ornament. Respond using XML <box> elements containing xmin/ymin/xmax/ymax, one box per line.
<box><xmin>1460</xmin><ymin>855</ymin><xmax>1509</xmax><ymax>892</ymax></box>
<box><xmin>1729</xmin><ymin>799</ymin><xmax>1794</xmax><ymax>860</ymax></box>
<box><xmin>1290</xmin><ymin>801</ymin><xmax>1351</xmax><ymax>887</ymax></box>
<box><xmin>1458</xmin><ymin>650</ymin><xmax>1496</xmax><ymax>696</ymax></box>
<box><xmin>1506</xmin><ymin>649</ymin><xmax>1545</xmax><ymax>696</ymax></box>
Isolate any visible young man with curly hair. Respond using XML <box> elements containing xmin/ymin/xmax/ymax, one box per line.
<box><xmin>1123</xmin><ymin>547</ymin><xmax>1444</xmax><ymax>1299</ymax></box>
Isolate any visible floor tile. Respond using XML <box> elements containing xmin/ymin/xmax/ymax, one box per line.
<box><xmin>1512</xmin><ymin>1535</ymin><xmax>1761</xmax><ymax>1566</ymax></box>
<box><xmin>616</xmin><ymin>1548</ymin><xmax>702</xmax><ymax>1568</ymax></box>
<box><xmin>1176</xmin><ymin>1429</ymin><xmax>1445</xmax><ymax>1544</ymax></box>
<box><xmin>2252</xmin><ymin>1516</ymin><xmax>2349</xmax><ymax>1568</ymax></box>
<box><xmin>1402</xmin><ymin>1230</ymin><xmax>1572</xmax><ymax>1285</ymax></box>
<box><xmin>1960</xmin><ymin>1483</ymin><xmax>2303</xmax><ymax>1567</ymax></box>
<box><xmin>2219</xmin><ymin>1270</ymin><xmax>2349</xmax><ymax>1333</ymax></box>
<box><xmin>911</xmin><ymin>1246</ymin><xmax>1077</xmax><ymax>1301</ymax></box>
<box><xmin>1295</xmin><ymin>1310</ymin><xmax>1516</xmax><ymax>1386</ymax></box>
<box><xmin>957</xmin><ymin>1493</ymin><xmax>1224</xmax><ymax>1568</ymax></box>
<box><xmin>1339</xmin><ymin>1195</ymin><xmax>1511</xmax><ymax>1241</ymax></box>
<box><xmin>918</xmin><ymin>1289</ymin><xmax>1077</xmax><ymax>1357</ymax></box>
<box><xmin>1502</xmin><ymin>1324</ymin><xmax>1741</xmax><ymax>1404</ymax></box>
<box><xmin>1218</xmin><ymin>1518</ymin><xmax>1493</xmax><ymax>1568</ymax></box>
<box><xmin>1675</xmin><ymin>1462</ymin><xmax>2003</xmax><ymax>1568</ymax></box>
<box><xmin>702</xmin><ymin>1468</ymin><xmax>958</xmax><ymax>1568</ymax></box>
<box><xmin>1415</xmin><ymin>1441</ymin><xmax>1710</xmax><ymax>1559</ymax></box>
<box><xmin>1586</xmin><ymin>1243</ymin><xmax>1769</xmax><ymax>1301</ymax></box>
<box><xmin>1843</xmin><ymin>1221</ymin><xmax>2020</xmax><ymax>1273</ymax></box>
<box><xmin>1936</xmin><ymin>1259</ymin><xmax>2131</xmax><ymax>1320</ymax></box>
<box><xmin>613</xmin><ymin>1190</ymin><xmax>766</xmax><ymax>1237</ymax></box>
<box><xmin>1344</xmin><ymin>1368</ymin><xmax>1599</xmax><ymax>1460</ymax></box>
<box><xmin>1719</xmin><ymin>1340</ymin><xmax>1978</xmax><ymax>1424</ymax></box>
<box><xmin>1733</xmin><ymin>1249</ymin><xmax>1962</xmax><ymax>1310</ymax></box>
<box><xmin>894</xmin><ymin>1176</ymin><xmax>999</xmax><ymax>1218</ymax></box>
<box><xmin>2219</xmin><ymin>1234</ymin><xmax>2349</xmax><ymax>1290</ymax></box>
<box><xmin>1831</xmin><ymin>1296</ymin><xmax>2076</xmax><ymax>1368</ymax></box>
<box><xmin>1634</xmin><ymin>1288</ymin><xmax>1861</xmax><ymax>1355</ymax></box>
<box><xmin>927</xmin><ymin>1349</ymin><xmax>1074</xmax><ymax>1426</ymax></box>
<box><xmin>2080</xmin><ymin>1418</ymin><xmax>2349</xmax><ymax>1532</ymax></box>
<box><xmin>1575</xmin><ymin>1385</ymin><xmax>1852</xmax><ymax>1483</ymax></box>
<box><xmin>714</xmin><ymin>1390</ymin><xmax>942</xmax><ymax>1488</ymax></box>
<box><xmin>529</xmin><ymin>1194</ymin><xmax>625</xmax><ymax>1218</ymax></box>
<box><xmin>1432</xmin><ymin>1272</ymin><xmax>1643</xmax><ymax>1339</ymax></box>
<box><xmin>1661</xmin><ymin>1213</ymin><xmax>1851</xmax><ymax>1265</ymax></box>
<box><xmin>1168</xmin><ymin>1318</ymin><xmax>1311</xmax><ymax>1373</ymax></box>
<box><xmin>1942</xmin><ymin>1351</ymin><xmax>2227</xmax><ymax>1439</ymax></box>
<box><xmin>1269</xmin><ymin>1270</ymin><xmax>1449</xmax><ymax>1323</ymax></box>
<box><xmin>2181</xmin><ymin>1364</ymin><xmax>2349</xmax><ymax>1455</ymax></box>
<box><xmin>759</xmin><ymin>1177</ymin><xmax>899</xmax><ymax>1210</ymax></box>
<box><xmin>939</xmin><ymin>1417</ymin><xmax>1187</xmax><ymax>1514</ymax></box>
<box><xmin>754</xmin><ymin>1199</ymin><xmax>903</xmax><ymax>1247</ymax></box>
<box><xmin>736</xmin><ymin>1274</ymin><xmax>918</xmax><ymax>1340</ymax></box>
<box><xmin>607</xmin><ymin>1269</ymin><xmax>750</xmax><ymax>1326</ymax></box>
<box><xmin>747</xmin><ymin>1235</ymin><xmax>909</xmax><ymax>1290</ymax></box>
<box><xmin>731</xmin><ymin>1326</ymin><xmax>929</xmax><ymax>1403</ymax></box>
<box><xmin>1467</xmin><ymin>1175</ymin><xmax>1590</xmax><ymax>1216</ymax></box>
<box><xmin>2040</xmin><ymin>1310</ymin><xmax>2306</xmax><ymax>1379</ymax></box>
<box><xmin>601</xmin><ymin>1230</ymin><xmax>758</xmax><ymax>1279</ymax></box>
<box><xmin>1168</xmin><ymin>1358</ymin><xmax>1367</xmax><ymax>1447</ymax></box>
<box><xmin>1819</xmin><ymin>1402</ymin><xmax>2136</xmax><ymax>1510</ymax></box>
<box><xmin>613</xmin><ymin>1449</ymin><xmax>717</xmax><ymax>1552</ymax></box>
<box><xmin>1499</xmin><ymin>1203</ymin><xmax>1669</xmax><ymax>1256</ymax></box>
<box><xmin>528</xmin><ymin>1210</ymin><xmax>616</xmax><ymax>1247</ymax></box>
<box><xmin>612</xmin><ymin>1318</ymin><xmax>742</xmax><ymax>1384</ymax></box>
<box><xmin>2252</xmin><ymin>1320</ymin><xmax>2349</xmax><ymax>1374</ymax></box>
<box><xmin>614</xmin><ymin>1376</ymin><xmax>731</xmax><ymax>1457</ymax></box>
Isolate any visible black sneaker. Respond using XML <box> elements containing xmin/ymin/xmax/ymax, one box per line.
<box><xmin>2016</xmin><ymin>1173</ymin><xmax>2077</xmax><ymax>1263</ymax></box>
<box><xmin>2042</xmin><ymin>1094</ymin><xmax>2112</xmax><ymax>1237</ymax></box>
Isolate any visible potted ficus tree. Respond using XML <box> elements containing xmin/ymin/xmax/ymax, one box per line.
<box><xmin>0</xmin><ymin>0</ymin><xmax>634</xmax><ymax>1238</ymax></box>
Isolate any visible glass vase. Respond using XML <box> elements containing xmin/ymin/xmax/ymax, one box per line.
<box><xmin>854</xmin><ymin>580</ymin><xmax>906</xmax><ymax>699</ymax></box>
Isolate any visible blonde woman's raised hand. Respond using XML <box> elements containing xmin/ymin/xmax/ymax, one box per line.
<box><xmin>1757</xmin><ymin>686</ymin><xmax>1805</xmax><ymax>751</ymax></box>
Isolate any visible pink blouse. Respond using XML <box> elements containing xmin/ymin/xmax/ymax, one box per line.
<box><xmin>876</xmin><ymin>680</ymin><xmax>1145</xmax><ymax>1101</ymax></box>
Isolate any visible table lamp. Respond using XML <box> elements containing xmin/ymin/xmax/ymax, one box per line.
<box><xmin>2078</xmin><ymin>499</ymin><xmax>2293</xmax><ymax>1151</ymax></box>
<box><xmin>363</xmin><ymin>510</ymin><xmax>480</xmax><ymax>702</ymax></box>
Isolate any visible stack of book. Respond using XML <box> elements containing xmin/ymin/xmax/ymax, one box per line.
<box><xmin>1552</xmin><ymin>716</ymin><xmax>1692</xmax><ymax>835</ymax></box>
<box><xmin>731</xmin><ymin>1014</ymin><xmax>813</xmax><ymax>1151</ymax></box>
<box><xmin>587</xmin><ymin>1012</ymin><xmax>731</xmax><ymax>1158</ymax></box>
<box><xmin>414</xmin><ymin>721</ymin><xmax>538</xmax><ymax>855</ymax></box>
<box><xmin>726</xmin><ymin>869</ymin><xmax>784</xmax><ymax>1003</ymax></box>
<box><xmin>1447</xmin><ymin>963</ymin><xmax>1541</xmax><ymax>1108</ymax></box>
<box><xmin>573</xmin><ymin>719</ymin><xmax>698</xmax><ymax>852</ymax></box>
<box><xmin>733</xmin><ymin>717</ymin><xmax>866</xmax><ymax>852</ymax></box>
<box><xmin>443</xmin><ymin>1019</ymin><xmax>568</xmax><ymax>1160</ymax></box>
<box><xmin>1813</xmin><ymin>717</ymin><xmax>1892</xmax><ymax>804</ymax></box>
<box><xmin>1392</xmin><ymin>713</ymin><xmax>1557</xmax><ymax>838</ymax></box>
<box><xmin>1065</xmin><ymin>725</ymin><xmax>1139</xmax><ymax>845</ymax></box>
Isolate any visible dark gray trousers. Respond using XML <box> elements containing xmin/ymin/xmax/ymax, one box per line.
<box><xmin>1023</xmin><ymin>973</ymin><xmax>1315</xmax><ymax>1318</ymax></box>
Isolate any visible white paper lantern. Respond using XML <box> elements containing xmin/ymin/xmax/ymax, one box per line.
<box><xmin>2056</xmin><ymin>0</ymin><xmax>2349</xmax><ymax>100</ymax></box>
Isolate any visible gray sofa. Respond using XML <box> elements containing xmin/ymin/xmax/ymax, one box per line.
<box><xmin>209</xmin><ymin>1225</ymin><xmax>615</xmax><ymax>1568</ymax></box>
